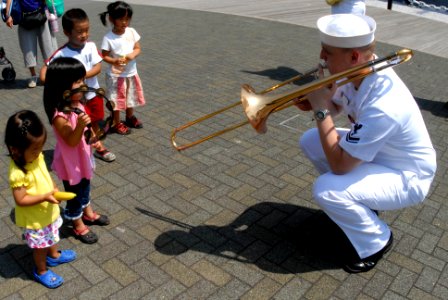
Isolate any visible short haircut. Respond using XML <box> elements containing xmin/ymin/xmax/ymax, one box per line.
<box><xmin>62</xmin><ymin>8</ymin><xmax>89</xmax><ymax>33</ymax></box>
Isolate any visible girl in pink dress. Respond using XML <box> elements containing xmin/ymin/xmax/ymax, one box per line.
<box><xmin>43</xmin><ymin>57</ymin><xmax>110</xmax><ymax>244</ymax></box>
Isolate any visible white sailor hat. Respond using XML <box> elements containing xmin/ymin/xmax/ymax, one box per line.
<box><xmin>317</xmin><ymin>14</ymin><xmax>376</xmax><ymax>48</ymax></box>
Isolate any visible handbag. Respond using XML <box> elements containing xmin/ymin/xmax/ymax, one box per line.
<box><xmin>1</xmin><ymin>0</ymin><xmax>22</xmax><ymax>25</ymax></box>
<box><xmin>20</xmin><ymin>7</ymin><xmax>47</xmax><ymax>29</ymax></box>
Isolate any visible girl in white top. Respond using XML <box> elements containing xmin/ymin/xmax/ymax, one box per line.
<box><xmin>100</xmin><ymin>1</ymin><xmax>146</xmax><ymax>135</ymax></box>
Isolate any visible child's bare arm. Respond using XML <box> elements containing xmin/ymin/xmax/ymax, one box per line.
<box><xmin>101</xmin><ymin>50</ymin><xmax>118</xmax><ymax>65</ymax></box>
<box><xmin>86</xmin><ymin>62</ymin><xmax>101</xmax><ymax>79</ymax></box>
<box><xmin>53</xmin><ymin>114</ymin><xmax>90</xmax><ymax>147</ymax></box>
<box><xmin>40</xmin><ymin>65</ymin><xmax>48</xmax><ymax>83</ymax></box>
<box><xmin>126</xmin><ymin>41</ymin><xmax>141</xmax><ymax>61</ymax></box>
<box><xmin>13</xmin><ymin>186</ymin><xmax>59</xmax><ymax>206</ymax></box>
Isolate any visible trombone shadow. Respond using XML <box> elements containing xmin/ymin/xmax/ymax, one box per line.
<box><xmin>139</xmin><ymin>202</ymin><xmax>358</xmax><ymax>273</ymax></box>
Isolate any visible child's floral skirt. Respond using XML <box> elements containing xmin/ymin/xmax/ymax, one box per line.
<box><xmin>24</xmin><ymin>216</ymin><xmax>63</xmax><ymax>249</ymax></box>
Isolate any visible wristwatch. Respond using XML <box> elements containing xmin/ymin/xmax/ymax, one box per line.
<box><xmin>314</xmin><ymin>109</ymin><xmax>330</xmax><ymax>121</ymax></box>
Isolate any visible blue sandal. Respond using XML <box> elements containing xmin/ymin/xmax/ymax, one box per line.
<box><xmin>33</xmin><ymin>268</ymin><xmax>64</xmax><ymax>289</ymax></box>
<box><xmin>46</xmin><ymin>249</ymin><xmax>77</xmax><ymax>267</ymax></box>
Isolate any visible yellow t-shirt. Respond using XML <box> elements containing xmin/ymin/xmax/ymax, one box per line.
<box><xmin>9</xmin><ymin>153</ymin><xmax>60</xmax><ymax>229</ymax></box>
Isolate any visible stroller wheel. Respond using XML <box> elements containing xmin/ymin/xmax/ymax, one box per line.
<box><xmin>2</xmin><ymin>67</ymin><xmax>16</xmax><ymax>82</ymax></box>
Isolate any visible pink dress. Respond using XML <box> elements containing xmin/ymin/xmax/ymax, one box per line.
<box><xmin>51</xmin><ymin>107</ymin><xmax>94</xmax><ymax>186</ymax></box>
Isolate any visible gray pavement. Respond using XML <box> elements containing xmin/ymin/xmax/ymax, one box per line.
<box><xmin>0</xmin><ymin>0</ymin><xmax>447</xmax><ymax>299</ymax></box>
<box><xmin>106</xmin><ymin>0</ymin><xmax>448</xmax><ymax>59</ymax></box>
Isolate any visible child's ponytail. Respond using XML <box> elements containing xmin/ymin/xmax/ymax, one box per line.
<box><xmin>99</xmin><ymin>11</ymin><xmax>108</xmax><ymax>26</ymax></box>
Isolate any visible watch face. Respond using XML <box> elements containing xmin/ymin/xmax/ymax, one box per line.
<box><xmin>316</xmin><ymin>111</ymin><xmax>324</xmax><ymax>120</ymax></box>
<box><xmin>315</xmin><ymin>109</ymin><xmax>329</xmax><ymax>120</ymax></box>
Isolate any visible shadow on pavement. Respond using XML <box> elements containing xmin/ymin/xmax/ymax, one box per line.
<box><xmin>139</xmin><ymin>202</ymin><xmax>359</xmax><ymax>273</ymax></box>
<box><xmin>415</xmin><ymin>97</ymin><xmax>448</xmax><ymax>118</ymax></box>
<box><xmin>0</xmin><ymin>79</ymin><xmax>30</xmax><ymax>90</ymax></box>
<box><xmin>0</xmin><ymin>243</ymin><xmax>33</xmax><ymax>281</ymax></box>
<box><xmin>241</xmin><ymin>66</ymin><xmax>315</xmax><ymax>87</ymax></box>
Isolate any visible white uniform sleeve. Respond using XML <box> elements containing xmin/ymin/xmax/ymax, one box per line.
<box><xmin>339</xmin><ymin>107</ymin><xmax>400</xmax><ymax>162</ymax></box>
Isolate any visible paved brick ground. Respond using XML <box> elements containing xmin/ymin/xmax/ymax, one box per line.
<box><xmin>0</xmin><ymin>1</ymin><xmax>447</xmax><ymax>299</ymax></box>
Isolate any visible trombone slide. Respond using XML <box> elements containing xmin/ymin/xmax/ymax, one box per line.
<box><xmin>171</xmin><ymin>48</ymin><xmax>413</xmax><ymax>150</ymax></box>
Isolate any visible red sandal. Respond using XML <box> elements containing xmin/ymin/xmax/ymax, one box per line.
<box><xmin>73</xmin><ymin>226</ymin><xmax>98</xmax><ymax>244</ymax></box>
<box><xmin>82</xmin><ymin>212</ymin><xmax>110</xmax><ymax>226</ymax></box>
<box><xmin>110</xmin><ymin>121</ymin><xmax>131</xmax><ymax>135</ymax></box>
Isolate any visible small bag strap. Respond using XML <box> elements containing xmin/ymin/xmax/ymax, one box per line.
<box><xmin>51</xmin><ymin>0</ymin><xmax>56</xmax><ymax>15</ymax></box>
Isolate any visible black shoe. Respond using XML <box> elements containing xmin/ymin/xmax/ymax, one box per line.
<box><xmin>343</xmin><ymin>232</ymin><xmax>393</xmax><ymax>274</ymax></box>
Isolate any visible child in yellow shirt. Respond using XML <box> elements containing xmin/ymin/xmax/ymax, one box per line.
<box><xmin>5</xmin><ymin>110</ymin><xmax>77</xmax><ymax>289</ymax></box>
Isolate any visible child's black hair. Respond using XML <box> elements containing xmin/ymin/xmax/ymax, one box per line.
<box><xmin>99</xmin><ymin>1</ymin><xmax>133</xmax><ymax>26</ymax></box>
<box><xmin>62</xmin><ymin>8</ymin><xmax>89</xmax><ymax>33</ymax></box>
<box><xmin>4</xmin><ymin>110</ymin><xmax>47</xmax><ymax>173</ymax></box>
<box><xmin>43</xmin><ymin>57</ymin><xmax>86</xmax><ymax>124</ymax></box>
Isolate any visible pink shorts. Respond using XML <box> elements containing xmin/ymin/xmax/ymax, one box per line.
<box><xmin>84</xmin><ymin>95</ymin><xmax>105</xmax><ymax>123</ymax></box>
<box><xmin>105</xmin><ymin>74</ymin><xmax>145</xmax><ymax>111</ymax></box>
<box><xmin>24</xmin><ymin>217</ymin><xmax>63</xmax><ymax>249</ymax></box>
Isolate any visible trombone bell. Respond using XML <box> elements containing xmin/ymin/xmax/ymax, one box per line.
<box><xmin>241</xmin><ymin>84</ymin><xmax>278</xmax><ymax>134</ymax></box>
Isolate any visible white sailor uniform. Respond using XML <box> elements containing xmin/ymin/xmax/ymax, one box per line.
<box><xmin>299</xmin><ymin>67</ymin><xmax>436</xmax><ymax>258</ymax></box>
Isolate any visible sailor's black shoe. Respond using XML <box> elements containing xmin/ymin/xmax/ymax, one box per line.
<box><xmin>343</xmin><ymin>232</ymin><xmax>393</xmax><ymax>274</ymax></box>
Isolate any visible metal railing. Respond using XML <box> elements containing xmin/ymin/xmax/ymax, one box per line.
<box><xmin>387</xmin><ymin>0</ymin><xmax>448</xmax><ymax>13</ymax></box>
<box><xmin>407</xmin><ymin>0</ymin><xmax>448</xmax><ymax>13</ymax></box>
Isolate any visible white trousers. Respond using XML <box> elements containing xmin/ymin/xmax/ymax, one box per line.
<box><xmin>299</xmin><ymin>128</ymin><xmax>421</xmax><ymax>259</ymax></box>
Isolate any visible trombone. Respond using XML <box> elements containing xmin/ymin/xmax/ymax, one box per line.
<box><xmin>171</xmin><ymin>49</ymin><xmax>413</xmax><ymax>151</ymax></box>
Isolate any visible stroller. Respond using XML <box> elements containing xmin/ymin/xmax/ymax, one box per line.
<box><xmin>0</xmin><ymin>47</ymin><xmax>16</xmax><ymax>82</ymax></box>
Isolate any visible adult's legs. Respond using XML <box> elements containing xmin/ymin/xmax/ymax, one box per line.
<box><xmin>18</xmin><ymin>23</ymin><xmax>56</xmax><ymax>87</ymax></box>
<box><xmin>299</xmin><ymin>127</ymin><xmax>350</xmax><ymax>174</ymax></box>
<box><xmin>312</xmin><ymin>164</ymin><xmax>407</xmax><ymax>259</ymax></box>
<box><xmin>300</xmin><ymin>128</ymin><xmax>408</xmax><ymax>258</ymax></box>
<box><xmin>18</xmin><ymin>26</ymin><xmax>38</xmax><ymax>77</ymax></box>
<box><xmin>37</xmin><ymin>20</ymin><xmax>57</xmax><ymax>60</ymax></box>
